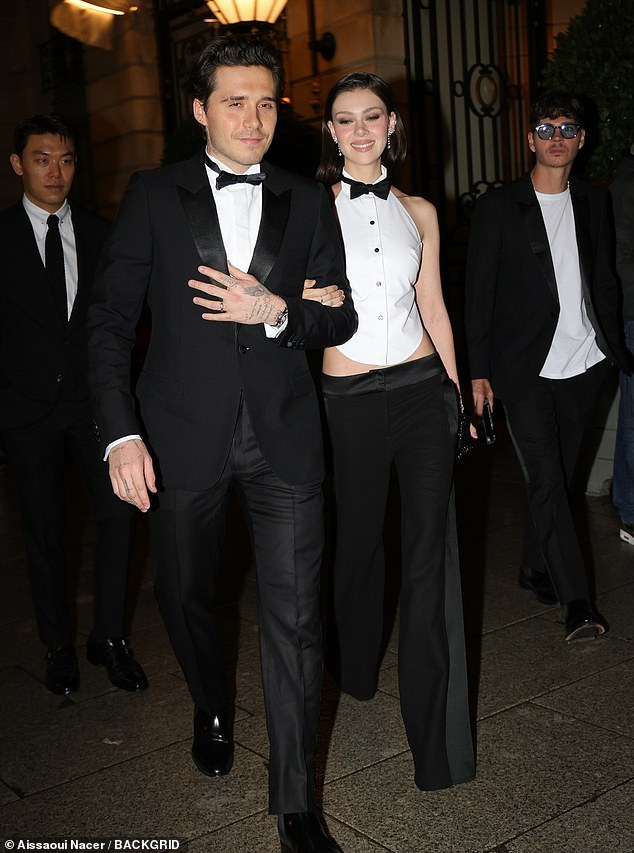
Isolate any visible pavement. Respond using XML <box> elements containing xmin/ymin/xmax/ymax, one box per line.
<box><xmin>1</xmin><ymin>421</ymin><xmax>633</xmax><ymax>853</ymax></box>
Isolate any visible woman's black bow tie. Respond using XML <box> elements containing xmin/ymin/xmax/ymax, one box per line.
<box><xmin>340</xmin><ymin>175</ymin><xmax>391</xmax><ymax>200</ymax></box>
<box><xmin>205</xmin><ymin>153</ymin><xmax>267</xmax><ymax>190</ymax></box>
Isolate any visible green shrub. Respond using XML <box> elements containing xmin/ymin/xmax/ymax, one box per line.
<box><xmin>542</xmin><ymin>0</ymin><xmax>634</xmax><ymax>182</ymax></box>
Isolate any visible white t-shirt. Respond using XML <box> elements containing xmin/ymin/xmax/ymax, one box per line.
<box><xmin>537</xmin><ymin>186</ymin><xmax>605</xmax><ymax>378</ymax></box>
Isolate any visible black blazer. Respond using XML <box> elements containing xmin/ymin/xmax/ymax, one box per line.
<box><xmin>0</xmin><ymin>201</ymin><xmax>109</xmax><ymax>430</ymax></box>
<box><xmin>465</xmin><ymin>173</ymin><xmax>629</xmax><ymax>403</ymax></box>
<box><xmin>88</xmin><ymin>151</ymin><xmax>357</xmax><ymax>490</ymax></box>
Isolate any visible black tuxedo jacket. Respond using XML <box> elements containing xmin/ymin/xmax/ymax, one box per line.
<box><xmin>0</xmin><ymin>201</ymin><xmax>109</xmax><ymax>430</ymax></box>
<box><xmin>88</xmin><ymin>151</ymin><xmax>357</xmax><ymax>490</ymax></box>
<box><xmin>465</xmin><ymin>173</ymin><xmax>629</xmax><ymax>403</ymax></box>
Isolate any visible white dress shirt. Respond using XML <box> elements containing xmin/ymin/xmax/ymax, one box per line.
<box><xmin>205</xmin><ymin>154</ymin><xmax>286</xmax><ymax>341</ymax></box>
<box><xmin>206</xmin><ymin>156</ymin><xmax>263</xmax><ymax>273</ymax></box>
<box><xmin>335</xmin><ymin>167</ymin><xmax>424</xmax><ymax>365</ymax></box>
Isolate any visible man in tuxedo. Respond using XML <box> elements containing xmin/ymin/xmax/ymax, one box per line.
<box><xmin>465</xmin><ymin>92</ymin><xmax>630</xmax><ymax>642</ymax></box>
<box><xmin>87</xmin><ymin>36</ymin><xmax>356</xmax><ymax>852</ymax></box>
<box><xmin>0</xmin><ymin>114</ymin><xmax>148</xmax><ymax>694</ymax></box>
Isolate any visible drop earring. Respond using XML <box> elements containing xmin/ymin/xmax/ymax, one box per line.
<box><xmin>333</xmin><ymin>138</ymin><xmax>342</xmax><ymax>157</ymax></box>
<box><xmin>387</xmin><ymin>129</ymin><xmax>393</xmax><ymax>150</ymax></box>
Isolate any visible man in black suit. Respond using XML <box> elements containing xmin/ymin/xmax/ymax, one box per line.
<box><xmin>87</xmin><ymin>37</ymin><xmax>356</xmax><ymax>853</ymax></box>
<box><xmin>0</xmin><ymin>114</ymin><xmax>148</xmax><ymax>694</ymax></box>
<box><xmin>465</xmin><ymin>92</ymin><xmax>630</xmax><ymax>642</ymax></box>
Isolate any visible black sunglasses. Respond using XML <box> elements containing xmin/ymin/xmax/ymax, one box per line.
<box><xmin>533</xmin><ymin>123</ymin><xmax>582</xmax><ymax>140</ymax></box>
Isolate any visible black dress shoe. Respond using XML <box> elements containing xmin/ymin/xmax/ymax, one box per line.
<box><xmin>45</xmin><ymin>646</ymin><xmax>80</xmax><ymax>695</ymax></box>
<box><xmin>564</xmin><ymin>600</ymin><xmax>608</xmax><ymax>642</ymax></box>
<box><xmin>192</xmin><ymin>706</ymin><xmax>234</xmax><ymax>777</ymax></box>
<box><xmin>278</xmin><ymin>812</ymin><xmax>343</xmax><ymax>853</ymax></box>
<box><xmin>518</xmin><ymin>566</ymin><xmax>558</xmax><ymax>605</ymax></box>
<box><xmin>86</xmin><ymin>636</ymin><xmax>148</xmax><ymax>691</ymax></box>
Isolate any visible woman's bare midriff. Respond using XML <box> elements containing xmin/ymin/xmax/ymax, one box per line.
<box><xmin>322</xmin><ymin>336</ymin><xmax>437</xmax><ymax>377</ymax></box>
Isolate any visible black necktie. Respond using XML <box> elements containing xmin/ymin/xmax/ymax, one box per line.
<box><xmin>204</xmin><ymin>154</ymin><xmax>267</xmax><ymax>191</ymax></box>
<box><xmin>45</xmin><ymin>214</ymin><xmax>67</xmax><ymax>321</ymax></box>
<box><xmin>341</xmin><ymin>175</ymin><xmax>391</xmax><ymax>200</ymax></box>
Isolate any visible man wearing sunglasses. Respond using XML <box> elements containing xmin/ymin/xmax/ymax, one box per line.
<box><xmin>465</xmin><ymin>91</ymin><xmax>630</xmax><ymax>642</ymax></box>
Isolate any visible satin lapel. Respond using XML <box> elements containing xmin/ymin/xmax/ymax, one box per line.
<box><xmin>517</xmin><ymin>185</ymin><xmax>558</xmax><ymax>304</ymax></box>
<box><xmin>570</xmin><ymin>182</ymin><xmax>609</xmax><ymax>352</ymax></box>
<box><xmin>571</xmin><ymin>185</ymin><xmax>592</xmax><ymax>298</ymax></box>
<box><xmin>248</xmin><ymin>185</ymin><xmax>291</xmax><ymax>285</ymax></box>
<box><xmin>177</xmin><ymin>183</ymin><xmax>228</xmax><ymax>273</ymax></box>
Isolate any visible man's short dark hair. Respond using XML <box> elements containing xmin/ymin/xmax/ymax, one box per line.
<box><xmin>530</xmin><ymin>92</ymin><xmax>585</xmax><ymax>127</ymax></box>
<box><xmin>13</xmin><ymin>113</ymin><xmax>77</xmax><ymax>158</ymax></box>
<box><xmin>189</xmin><ymin>35</ymin><xmax>283</xmax><ymax>107</ymax></box>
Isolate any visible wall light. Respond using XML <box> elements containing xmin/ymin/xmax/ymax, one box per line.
<box><xmin>307</xmin><ymin>0</ymin><xmax>336</xmax><ymax>66</ymax></box>
<box><xmin>51</xmin><ymin>0</ymin><xmax>136</xmax><ymax>49</ymax></box>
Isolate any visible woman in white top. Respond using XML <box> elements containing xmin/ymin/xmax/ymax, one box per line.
<box><xmin>304</xmin><ymin>73</ymin><xmax>474</xmax><ymax>791</ymax></box>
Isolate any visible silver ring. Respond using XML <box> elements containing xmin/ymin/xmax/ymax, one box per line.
<box><xmin>218</xmin><ymin>301</ymin><xmax>226</xmax><ymax>313</ymax></box>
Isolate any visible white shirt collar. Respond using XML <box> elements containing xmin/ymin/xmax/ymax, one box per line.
<box><xmin>22</xmin><ymin>194</ymin><xmax>70</xmax><ymax>224</ymax></box>
<box><xmin>205</xmin><ymin>152</ymin><xmax>263</xmax><ymax>177</ymax></box>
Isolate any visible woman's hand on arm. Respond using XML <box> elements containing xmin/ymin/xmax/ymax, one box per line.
<box><xmin>302</xmin><ymin>278</ymin><xmax>346</xmax><ymax>307</ymax></box>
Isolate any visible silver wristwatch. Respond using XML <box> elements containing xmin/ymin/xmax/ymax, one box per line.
<box><xmin>273</xmin><ymin>305</ymin><xmax>288</xmax><ymax>328</ymax></box>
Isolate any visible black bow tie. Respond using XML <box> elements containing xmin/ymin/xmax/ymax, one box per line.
<box><xmin>341</xmin><ymin>175</ymin><xmax>391</xmax><ymax>200</ymax></box>
<box><xmin>205</xmin><ymin>154</ymin><xmax>267</xmax><ymax>190</ymax></box>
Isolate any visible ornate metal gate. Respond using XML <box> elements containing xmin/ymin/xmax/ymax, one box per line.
<box><xmin>403</xmin><ymin>0</ymin><xmax>546</xmax><ymax>291</ymax></box>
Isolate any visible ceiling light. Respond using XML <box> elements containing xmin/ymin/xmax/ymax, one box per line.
<box><xmin>205</xmin><ymin>1</ymin><xmax>288</xmax><ymax>26</ymax></box>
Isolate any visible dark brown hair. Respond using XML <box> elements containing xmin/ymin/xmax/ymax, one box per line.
<box><xmin>530</xmin><ymin>91</ymin><xmax>585</xmax><ymax>127</ymax></box>
<box><xmin>316</xmin><ymin>72</ymin><xmax>407</xmax><ymax>186</ymax></box>
<box><xmin>188</xmin><ymin>34</ymin><xmax>283</xmax><ymax>107</ymax></box>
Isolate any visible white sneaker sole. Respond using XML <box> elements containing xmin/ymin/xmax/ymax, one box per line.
<box><xmin>619</xmin><ymin>528</ymin><xmax>634</xmax><ymax>545</ymax></box>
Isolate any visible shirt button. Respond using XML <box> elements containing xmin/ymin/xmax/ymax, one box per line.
<box><xmin>56</xmin><ymin>374</ymin><xmax>63</xmax><ymax>383</ymax></box>
<box><xmin>376</xmin><ymin>281</ymin><xmax>382</xmax><ymax>287</ymax></box>
<box><xmin>374</xmin><ymin>247</ymin><xmax>379</xmax><ymax>253</ymax></box>
<box><xmin>378</xmin><ymin>315</ymin><xmax>383</xmax><ymax>321</ymax></box>
<box><xmin>370</xmin><ymin>220</ymin><xmax>375</xmax><ymax>225</ymax></box>
<box><xmin>238</xmin><ymin>344</ymin><xmax>249</xmax><ymax>355</ymax></box>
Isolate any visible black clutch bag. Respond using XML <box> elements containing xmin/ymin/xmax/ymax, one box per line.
<box><xmin>456</xmin><ymin>404</ymin><xmax>475</xmax><ymax>462</ymax></box>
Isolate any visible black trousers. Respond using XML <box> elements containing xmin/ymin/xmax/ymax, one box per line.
<box><xmin>2</xmin><ymin>399</ymin><xmax>134</xmax><ymax>649</ymax></box>
<box><xmin>323</xmin><ymin>354</ymin><xmax>474</xmax><ymax>790</ymax></box>
<box><xmin>150</xmin><ymin>401</ymin><xmax>324</xmax><ymax>815</ymax></box>
<box><xmin>504</xmin><ymin>359</ymin><xmax>611</xmax><ymax>604</ymax></box>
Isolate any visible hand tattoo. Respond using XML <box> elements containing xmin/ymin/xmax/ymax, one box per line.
<box><xmin>245</xmin><ymin>294</ymin><xmax>275</xmax><ymax>323</ymax></box>
<box><xmin>243</xmin><ymin>283</ymin><xmax>268</xmax><ymax>298</ymax></box>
